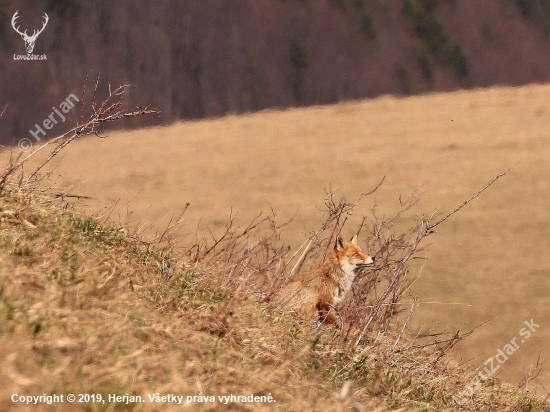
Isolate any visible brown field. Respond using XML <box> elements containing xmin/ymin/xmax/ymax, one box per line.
<box><xmin>15</xmin><ymin>83</ymin><xmax>550</xmax><ymax>391</ymax></box>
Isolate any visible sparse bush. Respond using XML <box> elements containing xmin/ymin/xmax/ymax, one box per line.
<box><xmin>191</xmin><ymin>173</ymin><xmax>509</xmax><ymax>352</ymax></box>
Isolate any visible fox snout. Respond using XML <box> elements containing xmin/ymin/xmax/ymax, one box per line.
<box><xmin>360</xmin><ymin>256</ymin><xmax>375</xmax><ymax>265</ymax></box>
<box><xmin>354</xmin><ymin>255</ymin><xmax>374</xmax><ymax>270</ymax></box>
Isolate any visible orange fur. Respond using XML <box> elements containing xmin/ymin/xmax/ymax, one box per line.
<box><xmin>275</xmin><ymin>235</ymin><xmax>374</xmax><ymax>324</ymax></box>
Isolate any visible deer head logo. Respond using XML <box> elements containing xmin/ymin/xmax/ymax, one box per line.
<box><xmin>11</xmin><ymin>11</ymin><xmax>49</xmax><ymax>54</ymax></box>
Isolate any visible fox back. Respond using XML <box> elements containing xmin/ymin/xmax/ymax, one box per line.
<box><xmin>275</xmin><ymin>234</ymin><xmax>374</xmax><ymax>324</ymax></box>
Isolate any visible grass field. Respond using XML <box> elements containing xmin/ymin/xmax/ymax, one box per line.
<box><xmin>13</xmin><ymin>83</ymin><xmax>550</xmax><ymax>396</ymax></box>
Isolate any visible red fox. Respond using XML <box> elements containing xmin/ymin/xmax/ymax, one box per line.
<box><xmin>274</xmin><ymin>235</ymin><xmax>374</xmax><ymax>324</ymax></box>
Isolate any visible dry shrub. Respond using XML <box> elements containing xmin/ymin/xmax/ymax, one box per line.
<box><xmin>0</xmin><ymin>183</ymin><xmax>407</xmax><ymax>411</ymax></box>
<box><xmin>189</xmin><ymin>173</ymin><xmax>509</xmax><ymax>350</ymax></box>
<box><xmin>174</xmin><ymin>166</ymin><xmax>550</xmax><ymax>409</ymax></box>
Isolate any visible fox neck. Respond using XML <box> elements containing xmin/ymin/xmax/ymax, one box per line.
<box><xmin>323</xmin><ymin>256</ymin><xmax>357</xmax><ymax>298</ymax></box>
<box><xmin>337</xmin><ymin>261</ymin><xmax>357</xmax><ymax>296</ymax></box>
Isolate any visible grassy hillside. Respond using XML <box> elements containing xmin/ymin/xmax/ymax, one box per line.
<box><xmin>2</xmin><ymin>77</ymin><xmax>550</xmax><ymax>409</ymax></box>
<box><xmin>0</xmin><ymin>179</ymin><xmax>548</xmax><ymax>411</ymax></box>
<box><xmin>8</xmin><ymin>81</ymin><xmax>550</xmax><ymax>398</ymax></box>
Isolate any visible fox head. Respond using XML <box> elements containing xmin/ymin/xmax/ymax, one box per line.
<box><xmin>333</xmin><ymin>234</ymin><xmax>374</xmax><ymax>275</ymax></box>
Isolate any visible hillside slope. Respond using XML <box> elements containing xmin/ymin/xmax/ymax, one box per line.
<box><xmin>0</xmin><ymin>182</ymin><xmax>548</xmax><ymax>411</ymax></box>
<box><xmin>11</xmin><ymin>83</ymin><xmax>550</xmax><ymax>395</ymax></box>
<box><xmin>3</xmin><ymin>0</ymin><xmax>550</xmax><ymax>144</ymax></box>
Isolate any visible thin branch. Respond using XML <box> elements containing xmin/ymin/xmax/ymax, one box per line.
<box><xmin>362</xmin><ymin>175</ymin><xmax>386</xmax><ymax>198</ymax></box>
<box><xmin>19</xmin><ymin>73</ymin><xmax>159</xmax><ymax>185</ymax></box>
<box><xmin>51</xmin><ymin>192</ymin><xmax>93</xmax><ymax>200</ymax></box>
<box><xmin>155</xmin><ymin>203</ymin><xmax>190</xmax><ymax>246</ymax></box>
<box><xmin>393</xmin><ymin>329</ymin><xmax>473</xmax><ymax>353</ymax></box>
<box><xmin>426</xmin><ymin>169</ymin><xmax>510</xmax><ymax>232</ymax></box>
<box><xmin>24</xmin><ymin>137</ymin><xmax>72</xmax><ymax>184</ymax></box>
<box><xmin>392</xmin><ymin>296</ymin><xmax>417</xmax><ymax>351</ymax></box>
<box><xmin>517</xmin><ymin>353</ymin><xmax>547</xmax><ymax>391</ymax></box>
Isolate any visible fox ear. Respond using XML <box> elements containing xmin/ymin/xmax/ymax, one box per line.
<box><xmin>335</xmin><ymin>235</ymin><xmax>345</xmax><ymax>251</ymax></box>
<box><xmin>350</xmin><ymin>234</ymin><xmax>358</xmax><ymax>244</ymax></box>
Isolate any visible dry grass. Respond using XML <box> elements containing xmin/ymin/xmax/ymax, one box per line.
<box><xmin>0</xmin><ymin>183</ymin><xmax>548</xmax><ymax>411</ymax></box>
<box><xmin>2</xmin><ymin>81</ymin><xmax>550</xmax><ymax>410</ymax></box>
<box><xmin>16</xmin><ymin>83</ymin><xmax>550</xmax><ymax>391</ymax></box>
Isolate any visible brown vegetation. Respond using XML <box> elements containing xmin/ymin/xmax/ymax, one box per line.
<box><xmin>11</xmin><ymin>82</ymin><xmax>550</xmax><ymax>397</ymax></box>
<box><xmin>1</xmin><ymin>77</ymin><xmax>549</xmax><ymax>410</ymax></box>
<box><xmin>0</xmin><ymin>170</ymin><xmax>548</xmax><ymax>410</ymax></box>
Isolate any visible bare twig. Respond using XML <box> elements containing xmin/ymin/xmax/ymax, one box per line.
<box><xmin>517</xmin><ymin>353</ymin><xmax>547</xmax><ymax>391</ymax></box>
<box><xmin>15</xmin><ymin>73</ymin><xmax>159</xmax><ymax>186</ymax></box>
<box><xmin>353</xmin><ymin>170</ymin><xmax>509</xmax><ymax>347</ymax></box>
<box><xmin>392</xmin><ymin>296</ymin><xmax>417</xmax><ymax>351</ymax></box>
<box><xmin>51</xmin><ymin>192</ymin><xmax>93</xmax><ymax>200</ymax></box>
<box><xmin>155</xmin><ymin>203</ymin><xmax>190</xmax><ymax>246</ymax></box>
<box><xmin>426</xmin><ymin>169</ymin><xmax>510</xmax><ymax>232</ymax></box>
<box><xmin>393</xmin><ymin>329</ymin><xmax>473</xmax><ymax>353</ymax></box>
